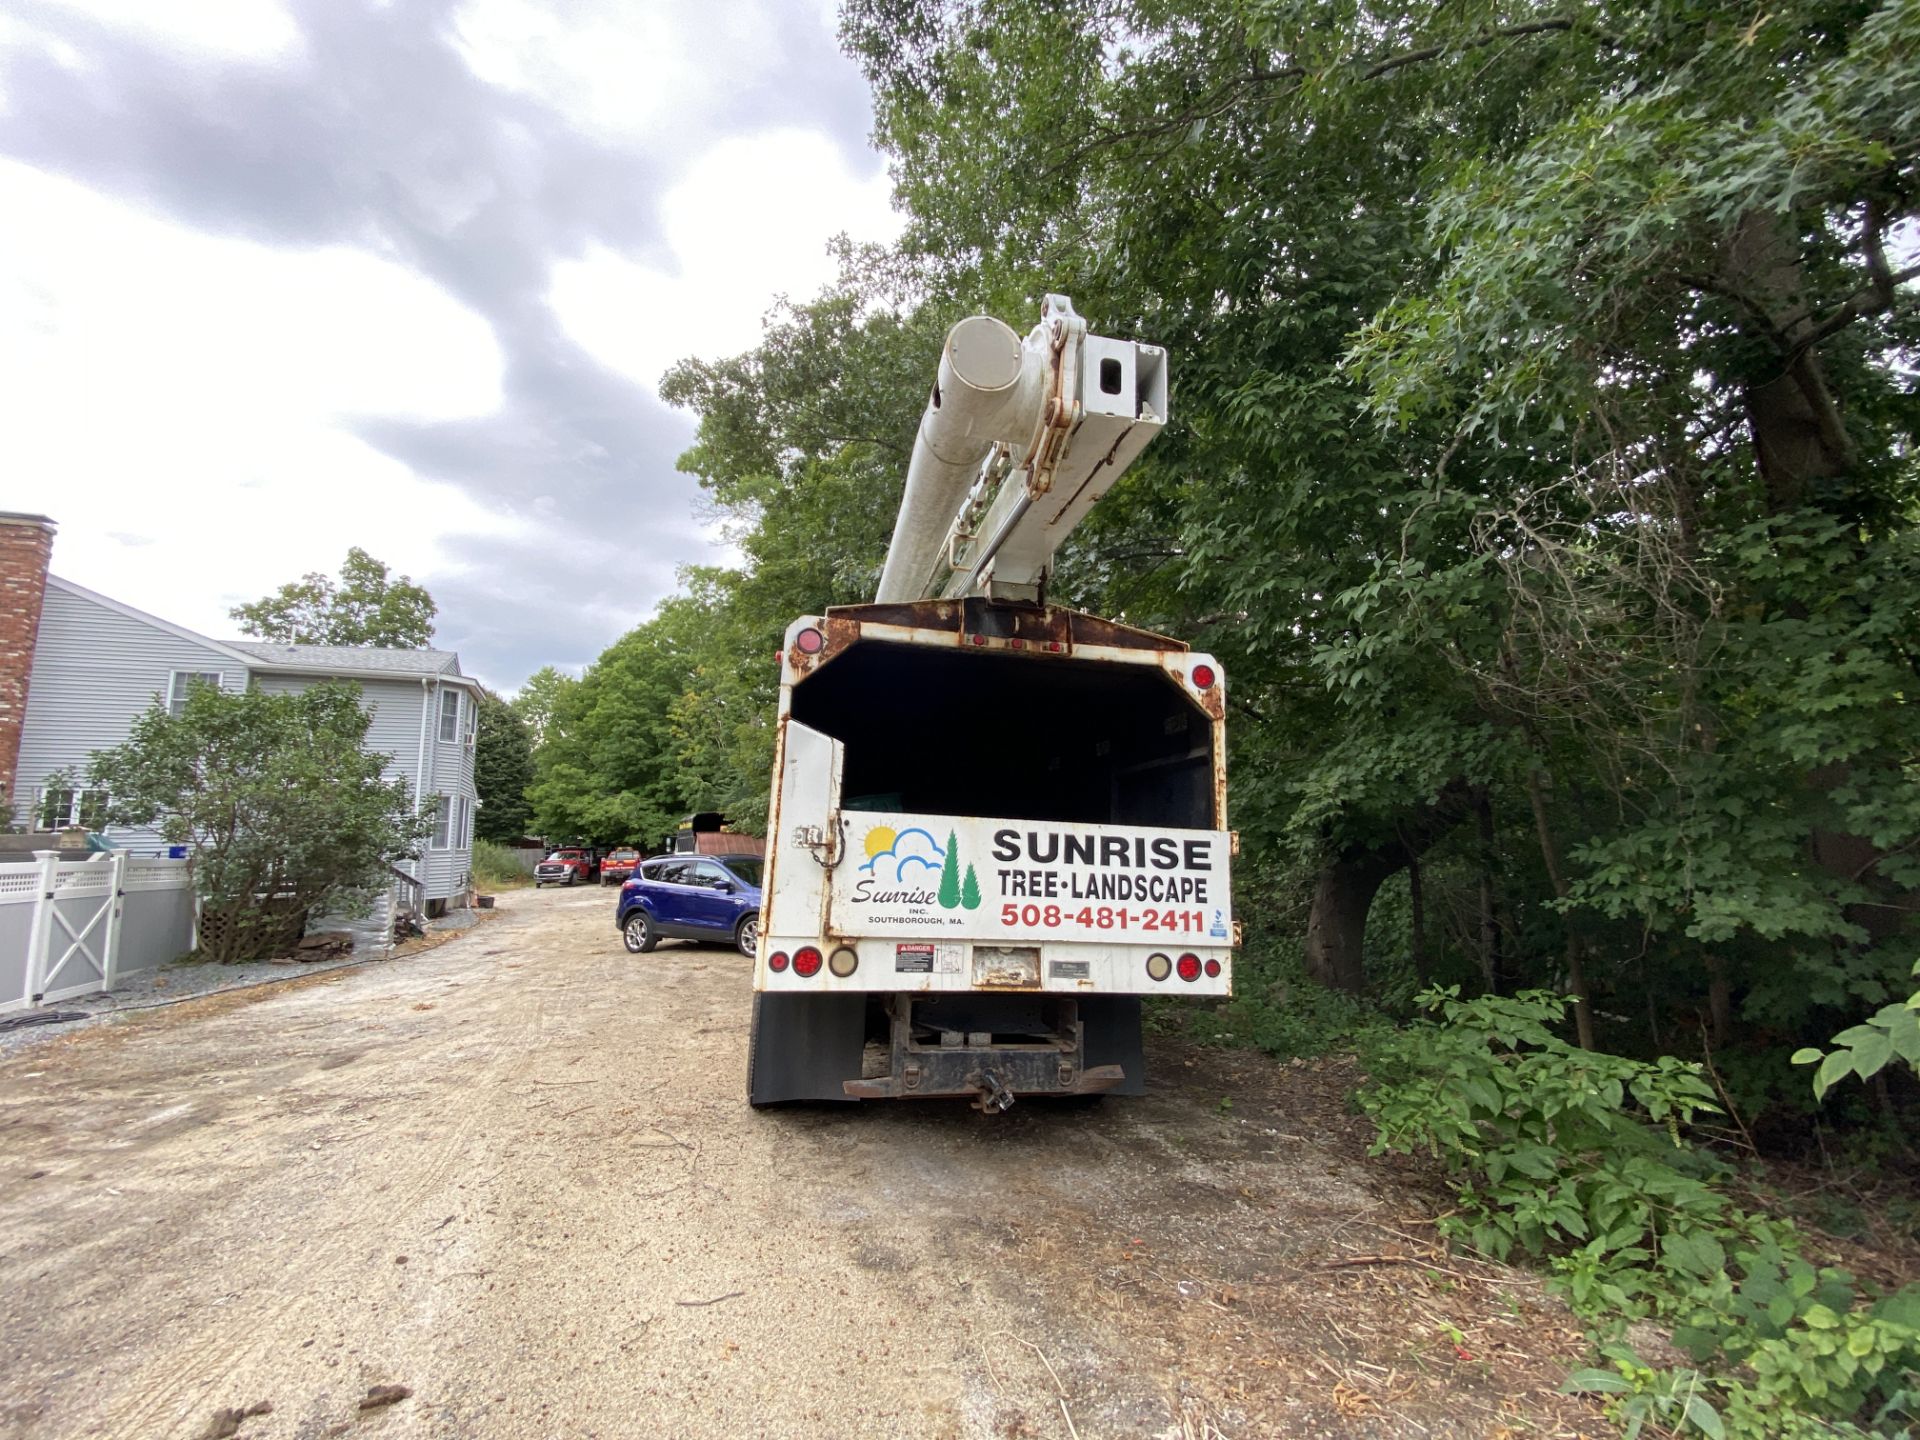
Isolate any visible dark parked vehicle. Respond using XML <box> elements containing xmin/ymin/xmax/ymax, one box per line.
<box><xmin>616</xmin><ymin>855</ymin><xmax>763</xmax><ymax>958</ymax></box>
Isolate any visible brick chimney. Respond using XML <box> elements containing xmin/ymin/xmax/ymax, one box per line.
<box><xmin>0</xmin><ymin>513</ymin><xmax>56</xmax><ymax>819</ymax></box>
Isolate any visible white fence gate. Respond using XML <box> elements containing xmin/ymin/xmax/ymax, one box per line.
<box><xmin>0</xmin><ymin>852</ymin><xmax>195</xmax><ymax>1014</ymax></box>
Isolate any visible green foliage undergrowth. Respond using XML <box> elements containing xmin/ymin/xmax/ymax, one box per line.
<box><xmin>1795</xmin><ymin>962</ymin><xmax>1920</xmax><ymax>1103</ymax></box>
<box><xmin>1363</xmin><ymin>990</ymin><xmax>1920</xmax><ymax>1437</ymax></box>
<box><xmin>470</xmin><ymin>841</ymin><xmax>532</xmax><ymax>890</ymax></box>
<box><xmin>1151</xmin><ymin>932</ymin><xmax>1385</xmax><ymax>1061</ymax></box>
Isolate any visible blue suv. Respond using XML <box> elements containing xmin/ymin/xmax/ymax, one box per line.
<box><xmin>617</xmin><ymin>854</ymin><xmax>764</xmax><ymax>958</ymax></box>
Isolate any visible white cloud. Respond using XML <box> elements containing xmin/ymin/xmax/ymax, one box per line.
<box><xmin>547</xmin><ymin>127</ymin><xmax>901</xmax><ymax>393</ymax></box>
<box><xmin>0</xmin><ymin>159</ymin><xmax>514</xmax><ymax>640</ymax></box>
<box><xmin>450</xmin><ymin>0</ymin><xmax>784</xmax><ymax>152</ymax></box>
<box><xmin>21</xmin><ymin>0</ymin><xmax>302</xmax><ymax>62</ymax></box>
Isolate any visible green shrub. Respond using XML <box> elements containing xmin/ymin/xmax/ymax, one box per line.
<box><xmin>1157</xmin><ymin>932</ymin><xmax>1386</xmax><ymax>1060</ymax></box>
<box><xmin>470</xmin><ymin>840</ymin><xmax>532</xmax><ymax>889</ymax></box>
<box><xmin>77</xmin><ymin>681</ymin><xmax>428</xmax><ymax>963</ymax></box>
<box><xmin>1364</xmin><ymin>988</ymin><xmax>1920</xmax><ymax>1438</ymax></box>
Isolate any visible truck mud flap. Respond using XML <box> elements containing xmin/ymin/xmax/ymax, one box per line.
<box><xmin>1079</xmin><ymin>996</ymin><xmax>1146</xmax><ymax>1097</ymax></box>
<box><xmin>748</xmin><ymin>992</ymin><xmax>866</xmax><ymax>1107</ymax></box>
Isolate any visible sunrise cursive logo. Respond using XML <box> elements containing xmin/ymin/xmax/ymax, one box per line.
<box><xmin>858</xmin><ymin>826</ymin><xmax>981</xmax><ymax>910</ymax></box>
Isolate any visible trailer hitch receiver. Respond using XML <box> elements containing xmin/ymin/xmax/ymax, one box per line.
<box><xmin>972</xmin><ymin>1068</ymin><xmax>1016</xmax><ymax>1113</ymax></box>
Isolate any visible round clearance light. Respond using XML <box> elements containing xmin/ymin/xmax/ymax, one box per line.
<box><xmin>794</xmin><ymin>627</ymin><xmax>825</xmax><ymax>655</ymax></box>
<box><xmin>792</xmin><ymin>946</ymin><xmax>823</xmax><ymax>978</ymax></box>
<box><xmin>1190</xmin><ymin>663</ymin><xmax>1217</xmax><ymax>690</ymax></box>
<box><xmin>1176</xmin><ymin>953</ymin><xmax>1202</xmax><ymax>982</ymax></box>
<box><xmin>1145</xmin><ymin>952</ymin><xmax>1172</xmax><ymax>982</ymax></box>
<box><xmin>828</xmin><ymin>946</ymin><xmax>859</xmax><ymax>978</ymax></box>
<box><xmin>1204</xmin><ymin>958</ymin><xmax>1222</xmax><ymax>978</ymax></box>
<box><xmin>768</xmin><ymin>950</ymin><xmax>789</xmax><ymax>973</ymax></box>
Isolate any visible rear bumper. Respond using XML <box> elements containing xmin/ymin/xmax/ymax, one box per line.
<box><xmin>842</xmin><ymin>993</ymin><xmax>1140</xmax><ymax>1109</ymax></box>
<box><xmin>844</xmin><ymin>1052</ymin><xmax>1124</xmax><ymax>1102</ymax></box>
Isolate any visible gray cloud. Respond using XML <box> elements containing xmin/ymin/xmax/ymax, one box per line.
<box><xmin>1</xmin><ymin>0</ymin><xmax>882</xmax><ymax>689</ymax></box>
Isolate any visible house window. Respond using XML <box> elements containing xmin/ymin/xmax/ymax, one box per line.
<box><xmin>431</xmin><ymin>795</ymin><xmax>451</xmax><ymax>850</ymax></box>
<box><xmin>439</xmin><ymin>689</ymin><xmax>460</xmax><ymax>743</ymax></box>
<box><xmin>168</xmin><ymin>671</ymin><xmax>221</xmax><ymax>717</ymax></box>
<box><xmin>454</xmin><ymin>797</ymin><xmax>471</xmax><ymax>850</ymax></box>
<box><xmin>36</xmin><ymin>787</ymin><xmax>108</xmax><ymax>830</ymax></box>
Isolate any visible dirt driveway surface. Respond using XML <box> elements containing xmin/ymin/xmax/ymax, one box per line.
<box><xmin>0</xmin><ymin>888</ymin><xmax>1603</xmax><ymax>1439</ymax></box>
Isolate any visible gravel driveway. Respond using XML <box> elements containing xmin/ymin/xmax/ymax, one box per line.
<box><xmin>0</xmin><ymin>888</ymin><xmax>1601</xmax><ymax>1439</ymax></box>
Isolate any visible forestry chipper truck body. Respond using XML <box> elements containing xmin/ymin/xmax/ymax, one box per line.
<box><xmin>749</xmin><ymin>296</ymin><xmax>1234</xmax><ymax>1109</ymax></box>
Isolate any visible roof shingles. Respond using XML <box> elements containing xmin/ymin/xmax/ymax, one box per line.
<box><xmin>225</xmin><ymin>643</ymin><xmax>464</xmax><ymax>679</ymax></box>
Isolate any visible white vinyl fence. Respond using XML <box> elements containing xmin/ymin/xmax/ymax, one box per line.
<box><xmin>0</xmin><ymin>851</ymin><xmax>195</xmax><ymax>1014</ymax></box>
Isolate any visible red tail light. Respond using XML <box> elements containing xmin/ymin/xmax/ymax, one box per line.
<box><xmin>1204</xmin><ymin>958</ymin><xmax>1222</xmax><ymax>978</ymax></box>
<box><xmin>795</xmin><ymin>627</ymin><xmax>824</xmax><ymax>655</ymax></box>
<box><xmin>768</xmin><ymin>951</ymin><xmax>789</xmax><ymax>973</ymax></box>
<box><xmin>1176</xmin><ymin>953</ymin><xmax>1201</xmax><ymax>982</ymax></box>
<box><xmin>792</xmin><ymin>946</ymin><xmax>823</xmax><ymax>978</ymax></box>
<box><xmin>1190</xmin><ymin>663</ymin><xmax>1216</xmax><ymax>690</ymax></box>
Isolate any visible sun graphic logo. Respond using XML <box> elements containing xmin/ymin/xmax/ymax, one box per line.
<box><xmin>860</xmin><ymin>825</ymin><xmax>982</xmax><ymax>910</ymax></box>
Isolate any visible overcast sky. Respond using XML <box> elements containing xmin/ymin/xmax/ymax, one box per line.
<box><xmin>0</xmin><ymin>0</ymin><xmax>901</xmax><ymax>691</ymax></box>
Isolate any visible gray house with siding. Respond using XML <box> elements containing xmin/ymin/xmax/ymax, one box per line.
<box><xmin>11</xmin><ymin>575</ymin><xmax>479</xmax><ymax>906</ymax></box>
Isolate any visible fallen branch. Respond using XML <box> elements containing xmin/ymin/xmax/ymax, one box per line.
<box><xmin>676</xmin><ymin>1290</ymin><xmax>745</xmax><ymax>1308</ymax></box>
<box><xmin>1313</xmin><ymin>1253</ymin><xmax>1506</xmax><ymax>1287</ymax></box>
<box><xmin>995</xmin><ymin>1329</ymin><xmax>1069</xmax><ymax>1398</ymax></box>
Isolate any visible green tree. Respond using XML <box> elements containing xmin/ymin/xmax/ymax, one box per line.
<box><xmin>842</xmin><ymin>0</ymin><xmax>1920</xmax><ymax>1090</ymax></box>
<box><xmin>960</xmin><ymin>863</ymin><xmax>981</xmax><ymax>911</ymax></box>
<box><xmin>510</xmin><ymin>665</ymin><xmax>575</xmax><ymax>750</ymax></box>
<box><xmin>647</xmin><ymin>258</ymin><xmax>945</xmax><ymax>830</ymax></box>
<box><xmin>525</xmin><ymin>597</ymin><xmax>717</xmax><ymax>844</ymax></box>
<box><xmin>81</xmin><ymin>681</ymin><xmax>428</xmax><ymax>963</ymax></box>
<box><xmin>937</xmin><ymin>831</ymin><xmax>961</xmax><ymax>909</ymax></box>
<box><xmin>472</xmin><ymin>689</ymin><xmax>534</xmax><ymax>843</ymax></box>
<box><xmin>231</xmin><ymin>547</ymin><xmax>437</xmax><ymax>648</ymax></box>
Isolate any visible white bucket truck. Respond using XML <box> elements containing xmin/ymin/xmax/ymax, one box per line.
<box><xmin>750</xmin><ymin>297</ymin><xmax>1233</xmax><ymax>1109</ymax></box>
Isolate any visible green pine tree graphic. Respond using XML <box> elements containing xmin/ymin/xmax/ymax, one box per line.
<box><xmin>960</xmin><ymin>863</ymin><xmax>981</xmax><ymax>910</ymax></box>
<box><xmin>937</xmin><ymin>831</ymin><xmax>961</xmax><ymax>909</ymax></box>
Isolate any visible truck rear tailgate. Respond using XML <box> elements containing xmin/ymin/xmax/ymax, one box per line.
<box><xmin>762</xmin><ymin>808</ymin><xmax>1233</xmax><ymax>996</ymax></box>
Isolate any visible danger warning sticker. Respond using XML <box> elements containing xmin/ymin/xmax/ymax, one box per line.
<box><xmin>895</xmin><ymin>943</ymin><xmax>935</xmax><ymax>973</ymax></box>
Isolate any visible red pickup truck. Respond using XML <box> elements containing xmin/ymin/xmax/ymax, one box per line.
<box><xmin>599</xmin><ymin>848</ymin><xmax>644</xmax><ymax>885</ymax></box>
<box><xmin>534</xmin><ymin>848</ymin><xmax>598</xmax><ymax>887</ymax></box>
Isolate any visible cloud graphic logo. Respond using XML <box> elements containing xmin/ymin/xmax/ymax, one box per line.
<box><xmin>859</xmin><ymin>826</ymin><xmax>946</xmax><ymax>887</ymax></box>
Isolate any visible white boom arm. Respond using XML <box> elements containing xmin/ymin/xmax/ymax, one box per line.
<box><xmin>874</xmin><ymin>295</ymin><xmax>1168</xmax><ymax>605</ymax></box>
